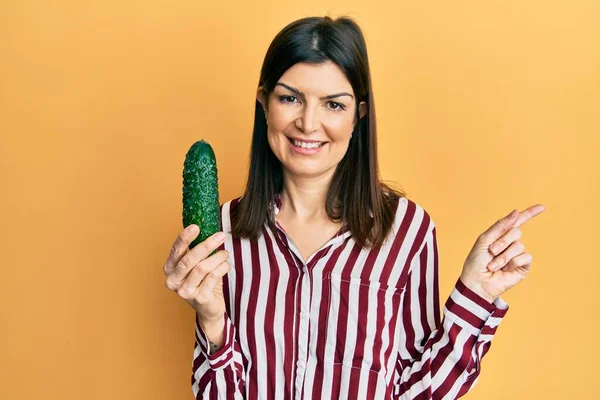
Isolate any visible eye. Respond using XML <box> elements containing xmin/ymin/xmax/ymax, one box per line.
<box><xmin>278</xmin><ymin>95</ymin><xmax>299</xmax><ymax>104</ymax></box>
<box><xmin>327</xmin><ymin>101</ymin><xmax>346</xmax><ymax>112</ymax></box>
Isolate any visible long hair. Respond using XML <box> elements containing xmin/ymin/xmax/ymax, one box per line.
<box><xmin>231</xmin><ymin>15</ymin><xmax>407</xmax><ymax>249</ymax></box>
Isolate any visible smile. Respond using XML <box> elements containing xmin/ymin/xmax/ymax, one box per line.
<box><xmin>287</xmin><ymin>137</ymin><xmax>326</xmax><ymax>149</ymax></box>
<box><xmin>287</xmin><ymin>137</ymin><xmax>327</xmax><ymax>155</ymax></box>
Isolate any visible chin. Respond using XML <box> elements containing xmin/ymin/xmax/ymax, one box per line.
<box><xmin>284</xmin><ymin>162</ymin><xmax>338</xmax><ymax>179</ymax></box>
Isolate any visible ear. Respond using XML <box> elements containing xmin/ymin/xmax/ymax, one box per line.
<box><xmin>358</xmin><ymin>101</ymin><xmax>367</xmax><ymax>120</ymax></box>
<box><xmin>256</xmin><ymin>86</ymin><xmax>268</xmax><ymax>115</ymax></box>
<box><xmin>353</xmin><ymin>101</ymin><xmax>367</xmax><ymax>128</ymax></box>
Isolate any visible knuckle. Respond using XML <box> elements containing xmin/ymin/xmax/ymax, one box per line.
<box><xmin>187</xmin><ymin>265</ymin><xmax>199</xmax><ymax>278</ymax></box>
<box><xmin>165</xmin><ymin>279</ymin><xmax>177</xmax><ymax>291</ymax></box>
<box><xmin>170</xmin><ymin>243</ymin><xmax>180</xmax><ymax>259</ymax></box>
<box><xmin>500</xmin><ymin>217</ymin><xmax>512</xmax><ymax>229</ymax></box>
<box><xmin>178</xmin><ymin>255</ymin><xmax>194</xmax><ymax>270</ymax></box>
<box><xmin>199</xmin><ymin>241</ymin><xmax>211</xmax><ymax>254</ymax></box>
<box><xmin>190</xmin><ymin>264</ymin><xmax>202</xmax><ymax>274</ymax></box>
<box><xmin>219</xmin><ymin>250</ymin><xmax>230</xmax><ymax>261</ymax></box>
<box><xmin>179</xmin><ymin>229</ymin><xmax>189</xmax><ymax>242</ymax></box>
<box><xmin>177</xmin><ymin>286</ymin><xmax>193</xmax><ymax>299</ymax></box>
<box><xmin>518</xmin><ymin>254</ymin><xmax>531</xmax><ymax>265</ymax></box>
<box><xmin>196</xmin><ymin>261</ymin><xmax>210</xmax><ymax>275</ymax></box>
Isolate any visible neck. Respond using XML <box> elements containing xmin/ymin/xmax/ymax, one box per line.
<box><xmin>279</xmin><ymin>170</ymin><xmax>335</xmax><ymax>223</ymax></box>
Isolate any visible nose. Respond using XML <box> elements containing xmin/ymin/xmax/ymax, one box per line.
<box><xmin>295</xmin><ymin>106</ymin><xmax>320</xmax><ymax>133</ymax></box>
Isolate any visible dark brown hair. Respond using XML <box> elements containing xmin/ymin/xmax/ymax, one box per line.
<box><xmin>231</xmin><ymin>15</ymin><xmax>407</xmax><ymax>249</ymax></box>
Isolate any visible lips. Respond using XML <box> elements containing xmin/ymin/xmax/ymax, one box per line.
<box><xmin>287</xmin><ymin>137</ymin><xmax>327</xmax><ymax>155</ymax></box>
<box><xmin>287</xmin><ymin>137</ymin><xmax>326</xmax><ymax>149</ymax></box>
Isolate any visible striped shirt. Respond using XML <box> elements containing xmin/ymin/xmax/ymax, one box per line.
<box><xmin>191</xmin><ymin>194</ymin><xmax>509</xmax><ymax>399</ymax></box>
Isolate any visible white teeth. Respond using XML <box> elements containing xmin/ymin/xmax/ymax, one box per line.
<box><xmin>293</xmin><ymin>139</ymin><xmax>323</xmax><ymax>149</ymax></box>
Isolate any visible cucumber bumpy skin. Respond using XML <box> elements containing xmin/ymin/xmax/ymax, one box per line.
<box><xmin>182</xmin><ymin>140</ymin><xmax>221</xmax><ymax>251</ymax></box>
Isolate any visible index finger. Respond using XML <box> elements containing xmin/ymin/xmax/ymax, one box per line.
<box><xmin>513</xmin><ymin>204</ymin><xmax>546</xmax><ymax>228</ymax></box>
<box><xmin>165</xmin><ymin>228</ymin><xmax>226</xmax><ymax>278</ymax></box>
<box><xmin>482</xmin><ymin>203</ymin><xmax>545</xmax><ymax>243</ymax></box>
<box><xmin>163</xmin><ymin>224</ymin><xmax>199</xmax><ymax>276</ymax></box>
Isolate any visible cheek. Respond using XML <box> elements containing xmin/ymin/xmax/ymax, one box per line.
<box><xmin>267</xmin><ymin>103</ymin><xmax>295</xmax><ymax>129</ymax></box>
<box><xmin>266</xmin><ymin>131</ymin><xmax>278</xmax><ymax>151</ymax></box>
<box><xmin>266</xmin><ymin>130</ymin><xmax>288</xmax><ymax>162</ymax></box>
<box><xmin>324</xmin><ymin>117</ymin><xmax>354</xmax><ymax>140</ymax></box>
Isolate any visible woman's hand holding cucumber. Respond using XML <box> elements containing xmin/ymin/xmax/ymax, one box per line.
<box><xmin>163</xmin><ymin>224</ymin><xmax>231</xmax><ymax>345</ymax></box>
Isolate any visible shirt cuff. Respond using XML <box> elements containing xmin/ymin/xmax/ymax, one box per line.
<box><xmin>196</xmin><ymin>312</ymin><xmax>236</xmax><ymax>370</ymax></box>
<box><xmin>443</xmin><ymin>277</ymin><xmax>509</xmax><ymax>336</ymax></box>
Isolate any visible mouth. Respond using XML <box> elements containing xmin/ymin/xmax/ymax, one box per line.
<box><xmin>287</xmin><ymin>137</ymin><xmax>327</xmax><ymax>149</ymax></box>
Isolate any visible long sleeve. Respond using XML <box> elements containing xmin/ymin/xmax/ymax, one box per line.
<box><xmin>392</xmin><ymin>225</ymin><xmax>509</xmax><ymax>399</ymax></box>
<box><xmin>191</xmin><ymin>311</ymin><xmax>246</xmax><ymax>399</ymax></box>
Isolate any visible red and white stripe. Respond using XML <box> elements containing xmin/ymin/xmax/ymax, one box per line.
<box><xmin>191</xmin><ymin>195</ymin><xmax>509</xmax><ymax>399</ymax></box>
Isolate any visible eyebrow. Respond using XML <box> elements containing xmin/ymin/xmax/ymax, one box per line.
<box><xmin>275</xmin><ymin>82</ymin><xmax>354</xmax><ymax>100</ymax></box>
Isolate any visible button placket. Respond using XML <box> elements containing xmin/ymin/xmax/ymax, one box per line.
<box><xmin>292</xmin><ymin>262</ymin><xmax>312</xmax><ymax>397</ymax></box>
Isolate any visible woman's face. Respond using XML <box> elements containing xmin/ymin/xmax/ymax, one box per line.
<box><xmin>257</xmin><ymin>61</ymin><xmax>367</xmax><ymax>180</ymax></box>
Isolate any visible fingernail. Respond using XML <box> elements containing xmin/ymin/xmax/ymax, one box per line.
<box><xmin>488</xmin><ymin>261</ymin><xmax>497</xmax><ymax>271</ymax></box>
<box><xmin>188</xmin><ymin>225</ymin><xmax>198</xmax><ymax>235</ymax></box>
<box><xmin>490</xmin><ymin>244</ymin><xmax>499</xmax><ymax>254</ymax></box>
<box><xmin>214</xmin><ymin>231</ymin><xmax>226</xmax><ymax>241</ymax></box>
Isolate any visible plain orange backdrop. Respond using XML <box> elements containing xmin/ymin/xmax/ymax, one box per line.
<box><xmin>1</xmin><ymin>1</ymin><xmax>598</xmax><ymax>399</ymax></box>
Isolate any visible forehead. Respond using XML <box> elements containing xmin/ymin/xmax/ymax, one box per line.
<box><xmin>277</xmin><ymin>61</ymin><xmax>353</xmax><ymax>95</ymax></box>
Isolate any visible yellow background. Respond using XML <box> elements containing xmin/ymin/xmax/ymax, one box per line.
<box><xmin>1</xmin><ymin>1</ymin><xmax>598</xmax><ymax>399</ymax></box>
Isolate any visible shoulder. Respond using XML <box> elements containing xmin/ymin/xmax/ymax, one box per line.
<box><xmin>219</xmin><ymin>196</ymin><xmax>243</xmax><ymax>233</ymax></box>
<box><xmin>391</xmin><ymin>196</ymin><xmax>437</xmax><ymax>250</ymax></box>
<box><xmin>220</xmin><ymin>196</ymin><xmax>242</xmax><ymax>213</ymax></box>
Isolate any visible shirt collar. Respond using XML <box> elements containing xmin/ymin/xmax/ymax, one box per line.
<box><xmin>270</xmin><ymin>192</ymin><xmax>351</xmax><ymax>238</ymax></box>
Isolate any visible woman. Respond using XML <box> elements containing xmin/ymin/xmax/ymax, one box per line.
<box><xmin>163</xmin><ymin>16</ymin><xmax>544</xmax><ymax>399</ymax></box>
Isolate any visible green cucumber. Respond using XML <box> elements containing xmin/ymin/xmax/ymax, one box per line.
<box><xmin>182</xmin><ymin>140</ymin><xmax>221</xmax><ymax>251</ymax></box>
